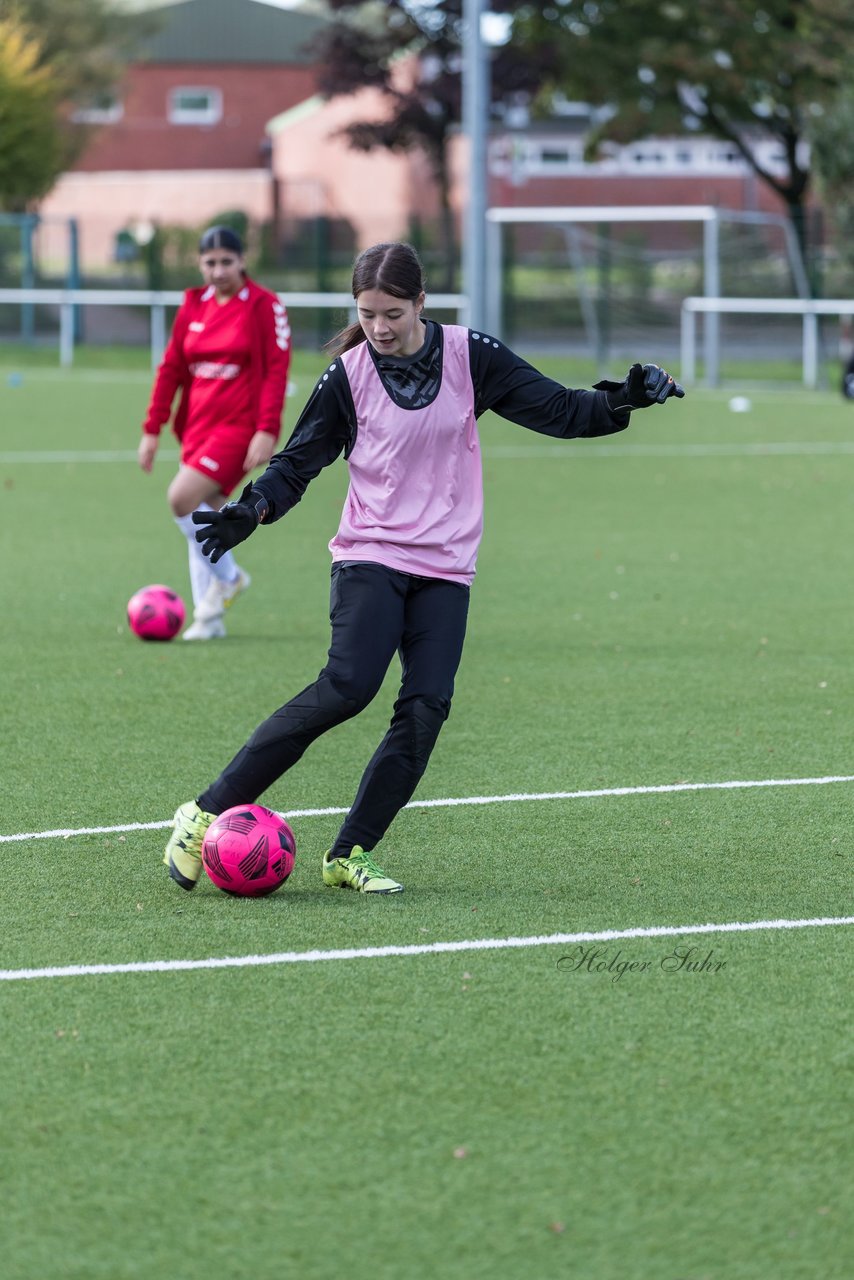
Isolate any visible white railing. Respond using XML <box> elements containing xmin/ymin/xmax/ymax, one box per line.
<box><xmin>0</xmin><ymin>288</ymin><xmax>468</xmax><ymax>368</ymax></box>
<box><xmin>681</xmin><ymin>296</ymin><xmax>854</xmax><ymax>388</ymax></box>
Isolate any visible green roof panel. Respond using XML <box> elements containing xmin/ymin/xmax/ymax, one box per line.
<box><xmin>140</xmin><ymin>0</ymin><xmax>328</xmax><ymax>65</ymax></box>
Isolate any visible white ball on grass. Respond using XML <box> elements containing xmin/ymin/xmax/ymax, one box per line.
<box><xmin>728</xmin><ymin>396</ymin><xmax>752</xmax><ymax>413</ymax></box>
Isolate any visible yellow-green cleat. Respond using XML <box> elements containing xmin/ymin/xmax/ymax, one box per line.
<box><xmin>163</xmin><ymin>800</ymin><xmax>217</xmax><ymax>890</ymax></box>
<box><xmin>322</xmin><ymin>846</ymin><xmax>404</xmax><ymax>894</ymax></box>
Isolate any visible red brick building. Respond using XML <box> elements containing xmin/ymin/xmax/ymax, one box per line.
<box><xmin>39</xmin><ymin>1</ymin><xmax>804</xmax><ymax>273</ymax></box>
<box><xmin>41</xmin><ymin>0</ymin><xmax>328</xmax><ymax>265</ymax></box>
<box><xmin>72</xmin><ymin>0</ymin><xmax>324</xmax><ymax>174</ymax></box>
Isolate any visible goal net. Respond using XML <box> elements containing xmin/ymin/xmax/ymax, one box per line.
<box><xmin>484</xmin><ymin>205</ymin><xmax>810</xmax><ymax>377</ymax></box>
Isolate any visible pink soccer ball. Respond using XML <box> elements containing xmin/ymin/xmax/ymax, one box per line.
<box><xmin>202</xmin><ymin>805</ymin><xmax>297</xmax><ymax>897</ymax></box>
<box><xmin>127</xmin><ymin>584</ymin><xmax>186</xmax><ymax>641</ymax></box>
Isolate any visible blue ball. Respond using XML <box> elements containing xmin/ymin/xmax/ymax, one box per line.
<box><xmin>7</xmin><ymin>372</ymin><xmax>23</xmax><ymax>388</ymax></box>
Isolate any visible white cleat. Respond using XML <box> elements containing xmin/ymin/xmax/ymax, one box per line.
<box><xmin>195</xmin><ymin>567</ymin><xmax>251</xmax><ymax>622</ymax></box>
<box><xmin>182</xmin><ymin>616</ymin><xmax>226</xmax><ymax>641</ymax></box>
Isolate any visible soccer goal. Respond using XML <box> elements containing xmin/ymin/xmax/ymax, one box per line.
<box><xmin>484</xmin><ymin>204</ymin><xmax>809</xmax><ymax>379</ymax></box>
<box><xmin>681</xmin><ymin>295</ymin><xmax>854</xmax><ymax>388</ymax></box>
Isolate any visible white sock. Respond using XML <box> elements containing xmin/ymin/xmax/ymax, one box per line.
<box><xmin>174</xmin><ymin>512</ymin><xmax>213</xmax><ymax>609</ymax></box>
<box><xmin>188</xmin><ymin>543</ymin><xmax>212</xmax><ymax>610</ymax></box>
<box><xmin>193</xmin><ymin>504</ymin><xmax>240</xmax><ymax>585</ymax></box>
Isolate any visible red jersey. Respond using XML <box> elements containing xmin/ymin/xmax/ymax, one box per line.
<box><xmin>142</xmin><ymin>279</ymin><xmax>290</xmax><ymax>445</ymax></box>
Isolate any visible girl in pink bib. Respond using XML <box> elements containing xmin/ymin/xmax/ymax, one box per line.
<box><xmin>166</xmin><ymin>242</ymin><xmax>684</xmax><ymax>895</ymax></box>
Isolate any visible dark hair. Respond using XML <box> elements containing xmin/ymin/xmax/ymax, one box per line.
<box><xmin>352</xmin><ymin>241</ymin><xmax>424</xmax><ymax>300</ymax></box>
<box><xmin>198</xmin><ymin>225</ymin><xmax>244</xmax><ymax>254</ymax></box>
<box><xmin>325</xmin><ymin>242</ymin><xmax>426</xmax><ymax>358</ymax></box>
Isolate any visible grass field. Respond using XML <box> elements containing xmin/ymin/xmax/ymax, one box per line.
<box><xmin>1</xmin><ymin>352</ymin><xmax>853</xmax><ymax>1280</ymax></box>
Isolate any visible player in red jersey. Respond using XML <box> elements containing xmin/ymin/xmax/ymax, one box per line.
<box><xmin>137</xmin><ymin>226</ymin><xmax>290</xmax><ymax>639</ymax></box>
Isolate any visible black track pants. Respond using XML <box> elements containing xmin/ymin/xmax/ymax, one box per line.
<box><xmin>199</xmin><ymin>563</ymin><xmax>470</xmax><ymax>851</ymax></box>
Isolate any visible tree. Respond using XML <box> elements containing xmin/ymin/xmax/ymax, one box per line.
<box><xmin>809</xmin><ymin>87</ymin><xmax>854</xmax><ymax>284</ymax></box>
<box><xmin>0</xmin><ymin>0</ymin><xmax>154</xmax><ymax>202</ymax></box>
<box><xmin>0</xmin><ymin>17</ymin><xmax>61</xmax><ymax>208</ymax></box>
<box><xmin>311</xmin><ymin>1</ymin><xmax>552</xmax><ymax>286</ymax></box>
<box><xmin>512</xmin><ymin>0</ymin><xmax>854</xmax><ymax>267</ymax></box>
<box><xmin>5</xmin><ymin>0</ymin><xmax>152</xmax><ymax>106</ymax></box>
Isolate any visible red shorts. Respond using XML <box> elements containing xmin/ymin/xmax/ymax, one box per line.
<box><xmin>180</xmin><ymin>424</ymin><xmax>254</xmax><ymax>497</ymax></box>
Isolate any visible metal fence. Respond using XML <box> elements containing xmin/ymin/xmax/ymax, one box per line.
<box><xmin>0</xmin><ymin>288</ymin><xmax>468</xmax><ymax>368</ymax></box>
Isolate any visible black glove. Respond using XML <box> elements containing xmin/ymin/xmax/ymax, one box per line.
<box><xmin>192</xmin><ymin>485</ymin><xmax>269</xmax><ymax>564</ymax></box>
<box><xmin>594</xmin><ymin>363</ymin><xmax>685</xmax><ymax>412</ymax></box>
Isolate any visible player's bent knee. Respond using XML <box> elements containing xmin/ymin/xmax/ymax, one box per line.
<box><xmin>167</xmin><ymin>484</ymin><xmax>199</xmax><ymax>519</ymax></box>
<box><xmin>402</xmin><ymin>696</ymin><xmax>451</xmax><ymax>770</ymax></box>
<box><xmin>246</xmin><ymin>674</ymin><xmax>376</xmax><ymax>750</ymax></box>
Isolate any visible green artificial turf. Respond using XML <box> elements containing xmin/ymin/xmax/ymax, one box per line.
<box><xmin>1</xmin><ymin>358</ymin><xmax>852</xmax><ymax>1279</ymax></box>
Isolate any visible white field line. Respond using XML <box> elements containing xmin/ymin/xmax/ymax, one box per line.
<box><xmin>0</xmin><ymin>449</ymin><xmax>179</xmax><ymax>463</ymax></box>
<box><xmin>4</xmin><ymin>442</ymin><xmax>854</xmax><ymax>465</ymax></box>
<box><xmin>2</xmin><ymin>772</ymin><xmax>854</xmax><ymax>846</ymax></box>
<box><xmin>0</xmin><ymin>369</ymin><xmax>302</xmax><ymax>391</ymax></box>
<box><xmin>482</xmin><ymin>441</ymin><xmax>854</xmax><ymax>459</ymax></box>
<box><xmin>1</xmin><ymin>369</ymin><xmax>153</xmax><ymax>385</ymax></box>
<box><xmin>2</xmin><ymin>915</ymin><xmax>853</xmax><ymax>984</ymax></box>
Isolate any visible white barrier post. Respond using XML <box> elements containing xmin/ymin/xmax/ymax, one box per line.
<box><xmin>59</xmin><ymin>300</ymin><xmax>74</xmax><ymax>368</ymax></box>
<box><xmin>680</xmin><ymin>306</ymin><xmax>696</xmax><ymax>387</ymax></box>
<box><xmin>151</xmin><ymin>303</ymin><xmax>167</xmax><ymax>369</ymax></box>
<box><xmin>802</xmin><ymin>311</ymin><xmax>818</xmax><ymax>389</ymax></box>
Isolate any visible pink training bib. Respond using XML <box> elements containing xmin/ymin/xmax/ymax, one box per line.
<box><xmin>330</xmin><ymin>325</ymin><xmax>483</xmax><ymax>584</ymax></box>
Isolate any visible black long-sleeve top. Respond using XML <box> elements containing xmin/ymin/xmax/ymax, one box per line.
<box><xmin>252</xmin><ymin>320</ymin><xmax>630</xmax><ymax>521</ymax></box>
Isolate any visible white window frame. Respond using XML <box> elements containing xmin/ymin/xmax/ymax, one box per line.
<box><xmin>71</xmin><ymin>93</ymin><xmax>124</xmax><ymax>124</ymax></box>
<box><xmin>489</xmin><ymin>133</ymin><xmax>794</xmax><ymax>180</ymax></box>
<box><xmin>168</xmin><ymin>86</ymin><xmax>223</xmax><ymax>126</ymax></box>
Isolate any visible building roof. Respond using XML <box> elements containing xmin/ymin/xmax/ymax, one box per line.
<box><xmin>138</xmin><ymin>0</ymin><xmax>328</xmax><ymax>65</ymax></box>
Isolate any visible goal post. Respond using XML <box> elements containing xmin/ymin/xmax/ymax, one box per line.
<box><xmin>484</xmin><ymin>204</ymin><xmax>810</xmax><ymax>382</ymax></box>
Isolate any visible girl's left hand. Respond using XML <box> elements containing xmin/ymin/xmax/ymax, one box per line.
<box><xmin>242</xmin><ymin>430</ymin><xmax>277</xmax><ymax>473</ymax></box>
<box><xmin>138</xmin><ymin>434</ymin><xmax>159</xmax><ymax>473</ymax></box>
